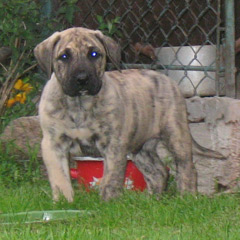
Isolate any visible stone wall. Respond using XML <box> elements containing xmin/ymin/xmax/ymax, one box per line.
<box><xmin>187</xmin><ymin>97</ymin><xmax>240</xmax><ymax>194</ymax></box>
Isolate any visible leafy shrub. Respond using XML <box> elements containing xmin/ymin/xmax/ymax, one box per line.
<box><xmin>0</xmin><ymin>1</ymin><xmax>45</xmax><ymax>124</ymax></box>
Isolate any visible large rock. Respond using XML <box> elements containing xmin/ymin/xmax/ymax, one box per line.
<box><xmin>187</xmin><ymin>97</ymin><xmax>240</xmax><ymax>194</ymax></box>
<box><xmin>0</xmin><ymin>116</ymin><xmax>42</xmax><ymax>158</ymax></box>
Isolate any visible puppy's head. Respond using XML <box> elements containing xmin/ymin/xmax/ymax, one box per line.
<box><xmin>34</xmin><ymin>27</ymin><xmax>121</xmax><ymax>97</ymax></box>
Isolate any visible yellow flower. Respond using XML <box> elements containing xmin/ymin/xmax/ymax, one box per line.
<box><xmin>14</xmin><ymin>79</ymin><xmax>33</xmax><ymax>93</ymax></box>
<box><xmin>14</xmin><ymin>79</ymin><xmax>24</xmax><ymax>90</ymax></box>
<box><xmin>6</xmin><ymin>98</ymin><xmax>16</xmax><ymax>108</ymax></box>
<box><xmin>15</xmin><ymin>92</ymin><xmax>27</xmax><ymax>104</ymax></box>
<box><xmin>21</xmin><ymin>83</ymin><xmax>33</xmax><ymax>93</ymax></box>
<box><xmin>20</xmin><ymin>92</ymin><xmax>27</xmax><ymax>104</ymax></box>
<box><xmin>6</xmin><ymin>79</ymin><xmax>33</xmax><ymax>108</ymax></box>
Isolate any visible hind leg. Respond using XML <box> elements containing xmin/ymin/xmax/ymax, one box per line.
<box><xmin>164</xmin><ymin>121</ymin><xmax>197</xmax><ymax>194</ymax></box>
<box><xmin>132</xmin><ymin>139</ymin><xmax>169</xmax><ymax>195</ymax></box>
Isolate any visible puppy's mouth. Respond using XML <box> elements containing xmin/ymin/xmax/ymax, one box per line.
<box><xmin>62</xmin><ymin>82</ymin><xmax>88</xmax><ymax>97</ymax></box>
<box><xmin>62</xmin><ymin>75</ymin><xmax>102</xmax><ymax>97</ymax></box>
<box><xmin>77</xmin><ymin>79</ymin><xmax>88</xmax><ymax>93</ymax></box>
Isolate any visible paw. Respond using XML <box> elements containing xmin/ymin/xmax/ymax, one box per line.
<box><xmin>52</xmin><ymin>186</ymin><xmax>74</xmax><ymax>202</ymax></box>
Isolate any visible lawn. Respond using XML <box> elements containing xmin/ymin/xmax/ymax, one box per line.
<box><xmin>1</xmin><ymin>144</ymin><xmax>240</xmax><ymax>239</ymax></box>
<box><xmin>1</xmin><ymin>180</ymin><xmax>240</xmax><ymax>239</ymax></box>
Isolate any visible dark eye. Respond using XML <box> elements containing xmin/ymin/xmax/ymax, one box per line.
<box><xmin>89</xmin><ymin>51</ymin><xmax>99</xmax><ymax>59</ymax></box>
<box><xmin>59</xmin><ymin>53</ymin><xmax>69</xmax><ymax>61</ymax></box>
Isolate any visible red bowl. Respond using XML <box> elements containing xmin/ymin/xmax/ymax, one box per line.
<box><xmin>70</xmin><ymin>157</ymin><xmax>146</xmax><ymax>191</ymax></box>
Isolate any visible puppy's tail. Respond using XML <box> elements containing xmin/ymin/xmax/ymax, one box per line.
<box><xmin>192</xmin><ymin>138</ymin><xmax>226</xmax><ymax>160</ymax></box>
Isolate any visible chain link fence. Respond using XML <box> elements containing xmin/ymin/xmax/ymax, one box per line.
<box><xmin>75</xmin><ymin>0</ymin><xmax>234</xmax><ymax>97</ymax></box>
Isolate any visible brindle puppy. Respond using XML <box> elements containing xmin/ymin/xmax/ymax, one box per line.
<box><xmin>34</xmin><ymin>27</ymin><xmax>198</xmax><ymax>202</ymax></box>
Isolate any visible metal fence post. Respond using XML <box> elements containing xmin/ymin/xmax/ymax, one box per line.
<box><xmin>225</xmin><ymin>0</ymin><xmax>235</xmax><ymax>98</ymax></box>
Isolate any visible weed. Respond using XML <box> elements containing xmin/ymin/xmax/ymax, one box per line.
<box><xmin>97</xmin><ymin>15</ymin><xmax>122</xmax><ymax>37</ymax></box>
<box><xmin>0</xmin><ymin>141</ymin><xmax>42</xmax><ymax>187</ymax></box>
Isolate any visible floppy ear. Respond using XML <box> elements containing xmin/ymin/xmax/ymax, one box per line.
<box><xmin>34</xmin><ymin>32</ymin><xmax>61</xmax><ymax>79</ymax></box>
<box><xmin>95</xmin><ymin>31</ymin><xmax>121</xmax><ymax>71</ymax></box>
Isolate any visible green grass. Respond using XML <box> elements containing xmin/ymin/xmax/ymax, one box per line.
<box><xmin>1</xmin><ymin>184</ymin><xmax>240</xmax><ymax>240</ymax></box>
<box><xmin>1</xmin><ymin>144</ymin><xmax>240</xmax><ymax>239</ymax></box>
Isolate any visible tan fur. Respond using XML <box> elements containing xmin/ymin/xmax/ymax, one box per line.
<box><xmin>35</xmin><ymin>27</ymin><xmax>197</xmax><ymax>202</ymax></box>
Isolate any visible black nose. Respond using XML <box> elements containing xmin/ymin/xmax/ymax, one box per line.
<box><xmin>76</xmin><ymin>72</ymin><xmax>88</xmax><ymax>82</ymax></box>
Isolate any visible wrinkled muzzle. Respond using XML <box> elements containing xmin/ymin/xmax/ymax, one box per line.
<box><xmin>61</xmin><ymin>69</ymin><xmax>102</xmax><ymax>97</ymax></box>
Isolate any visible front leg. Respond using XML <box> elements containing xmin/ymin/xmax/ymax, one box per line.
<box><xmin>42</xmin><ymin>133</ymin><xmax>74</xmax><ymax>202</ymax></box>
<box><xmin>100</xmin><ymin>148</ymin><xmax>127</xmax><ymax>201</ymax></box>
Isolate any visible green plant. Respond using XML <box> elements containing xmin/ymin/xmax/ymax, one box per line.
<box><xmin>97</xmin><ymin>15</ymin><xmax>122</xmax><ymax>37</ymax></box>
<box><xmin>0</xmin><ymin>141</ymin><xmax>42</xmax><ymax>187</ymax></box>
<box><xmin>0</xmin><ymin>75</ymin><xmax>41</xmax><ymax>132</ymax></box>
<box><xmin>56</xmin><ymin>0</ymin><xmax>80</xmax><ymax>26</ymax></box>
<box><xmin>0</xmin><ymin>0</ymin><xmax>43</xmax><ymax>119</ymax></box>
